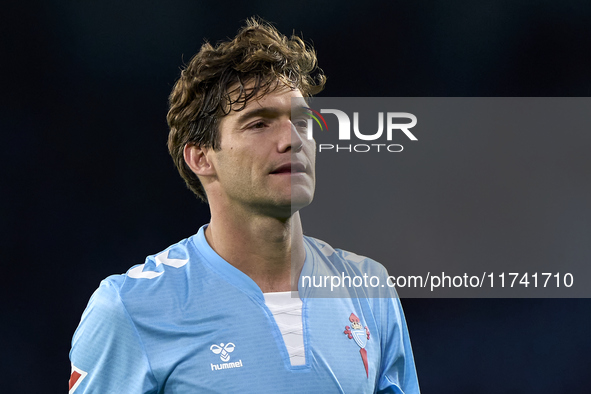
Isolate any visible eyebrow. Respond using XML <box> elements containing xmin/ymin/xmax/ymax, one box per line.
<box><xmin>235</xmin><ymin>107</ymin><xmax>282</xmax><ymax>123</ymax></box>
<box><xmin>234</xmin><ymin>105</ymin><xmax>309</xmax><ymax>123</ymax></box>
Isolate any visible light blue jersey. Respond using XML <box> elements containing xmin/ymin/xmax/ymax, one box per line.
<box><xmin>69</xmin><ymin>225</ymin><xmax>420</xmax><ymax>393</ymax></box>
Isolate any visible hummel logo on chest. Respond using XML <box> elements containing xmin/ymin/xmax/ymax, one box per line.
<box><xmin>210</xmin><ymin>343</ymin><xmax>244</xmax><ymax>371</ymax></box>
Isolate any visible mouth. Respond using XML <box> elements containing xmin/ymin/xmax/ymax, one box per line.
<box><xmin>270</xmin><ymin>162</ymin><xmax>307</xmax><ymax>174</ymax></box>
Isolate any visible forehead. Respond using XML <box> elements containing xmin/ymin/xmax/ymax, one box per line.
<box><xmin>223</xmin><ymin>83</ymin><xmax>305</xmax><ymax>122</ymax></box>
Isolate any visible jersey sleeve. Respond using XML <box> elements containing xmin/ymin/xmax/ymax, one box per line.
<box><xmin>69</xmin><ymin>279</ymin><xmax>158</xmax><ymax>393</ymax></box>
<box><xmin>376</xmin><ymin>294</ymin><xmax>421</xmax><ymax>394</ymax></box>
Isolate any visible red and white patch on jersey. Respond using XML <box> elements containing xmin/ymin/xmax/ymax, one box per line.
<box><xmin>344</xmin><ymin>312</ymin><xmax>371</xmax><ymax>378</ymax></box>
<box><xmin>69</xmin><ymin>364</ymin><xmax>87</xmax><ymax>393</ymax></box>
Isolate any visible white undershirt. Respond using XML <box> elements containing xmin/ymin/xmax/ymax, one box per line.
<box><xmin>263</xmin><ymin>291</ymin><xmax>305</xmax><ymax>366</ymax></box>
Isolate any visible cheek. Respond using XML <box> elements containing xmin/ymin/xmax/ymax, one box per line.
<box><xmin>303</xmin><ymin>140</ymin><xmax>316</xmax><ymax>160</ymax></box>
<box><xmin>220</xmin><ymin>149</ymin><xmax>258</xmax><ymax>181</ymax></box>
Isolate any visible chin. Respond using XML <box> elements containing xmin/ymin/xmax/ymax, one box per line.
<box><xmin>261</xmin><ymin>187</ymin><xmax>314</xmax><ymax>218</ymax></box>
<box><xmin>288</xmin><ymin>194</ymin><xmax>314</xmax><ymax>214</ymax></box>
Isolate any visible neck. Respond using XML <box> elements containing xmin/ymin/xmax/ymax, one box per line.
<box><xmin>205</xmin><ymin>205</ymin><xmax>306</xmax><ymax>293</ymax></box>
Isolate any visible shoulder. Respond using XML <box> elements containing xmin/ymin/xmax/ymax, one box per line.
<box><xmin>113</xmin><ymin>235</ymin><xmax>201</xmax><ymax>298</ymax></box>
<box><xmin>79</xmin><ymin>232</ymin><xmax>212</xmax><ymax>328</ymax></box>
<box><xmin>76</xmin><ymin>234</ymin><xmax>197</xmax><ymax>320</ymax></box>
<box><xmin>303</xmin><ymin>235</ymin><xmax>389</xmax><ymax>277</ymax></box>
<box><xmin>301</xmin><ymin>236</ymin><xmax>395</xmax><ymax>298</ymax></box>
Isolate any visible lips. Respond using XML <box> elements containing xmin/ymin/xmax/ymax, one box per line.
<box><xmin>270</xmin><ymin>162</ymin><xmax>306</xmax><ymax>174</ymax></box>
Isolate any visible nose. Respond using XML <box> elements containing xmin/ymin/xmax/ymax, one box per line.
<box><xmin>278</xmin><ymin>119</ymin><xmax>303</xmax><ymax>153</ymax></box>
<box><xmin>291</xmin><ymin>122</ymin><xmax>304</xmax><ymax>153</ymax></box>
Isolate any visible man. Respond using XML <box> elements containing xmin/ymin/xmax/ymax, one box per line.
<box><xmin>69</xmin><ymin>18</ymin><xmax>420</xmax><ymax>393</ymax></box>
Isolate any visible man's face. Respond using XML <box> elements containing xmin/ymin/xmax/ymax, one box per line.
<box><xmin>205</xmin><ymin>84</ymin><xmax>315</xmax><ymax>218</ymax></box>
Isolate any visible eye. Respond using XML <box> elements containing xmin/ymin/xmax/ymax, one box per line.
<box><xmin>292</xmin><ymin>118</ymin><xmax>309</xmax><ymax>131</ymax></box>
<box><xmin>248</xmin><ymin>120</ymin><xmax>267</xmax><ymax>129</ymax></box>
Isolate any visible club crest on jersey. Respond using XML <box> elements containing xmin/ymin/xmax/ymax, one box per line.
<box><xmin>344</xmin><ymin>313</ymin><xmax>371</xmax><ymax>378</ymax></box>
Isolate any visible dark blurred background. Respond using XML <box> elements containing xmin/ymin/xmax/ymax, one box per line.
<box><xmin>2</xmin><ymin>1</ymin><xmax>591</xmax><ymax>392</ymax></box>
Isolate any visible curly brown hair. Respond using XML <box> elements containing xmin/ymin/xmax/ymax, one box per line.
<box><xmin>166</xmin><ymin>17</ymin><xmax>326</xmax><ymax>202</ymax></box>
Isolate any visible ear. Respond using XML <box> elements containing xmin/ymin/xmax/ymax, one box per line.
<box><xmin>183</xmin><ymin>143</ymin><xmax>216</xmax><ymax>177</ymax></box>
